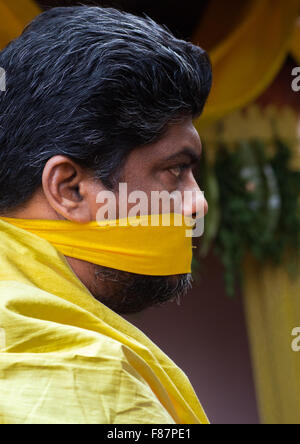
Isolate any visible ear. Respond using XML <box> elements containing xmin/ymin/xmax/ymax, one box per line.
<box><xmin>42</xmin><ymin>156</ymin><xmax>99</xmax><ymax>223</ymax></box>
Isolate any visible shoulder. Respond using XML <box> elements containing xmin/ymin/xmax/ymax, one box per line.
<box><xmin>0</xmin><ymin>281</ymin><xmax>176</xmax><ymax>424</ymax></box>
<box><xmin>0</xmin><ymin>343</ymin><xmax>175</xmax><ymax>424</ymax></box>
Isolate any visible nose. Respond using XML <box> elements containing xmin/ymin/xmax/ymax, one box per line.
<box><xmin>182</xmin><ymin>183</ymin><xmax>208</xmax><ymax>219</ymax></box>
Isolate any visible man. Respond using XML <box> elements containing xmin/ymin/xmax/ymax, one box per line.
<box><xmin>0</xmin><ymin>6</ymin><xmax>212</xmax><ymax>424</ymax></box>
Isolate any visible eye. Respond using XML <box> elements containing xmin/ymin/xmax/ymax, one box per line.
<box><xmin>168</xmin><ymin>164</ymin><xmax>189</xmax><ymax>178</ymax></box>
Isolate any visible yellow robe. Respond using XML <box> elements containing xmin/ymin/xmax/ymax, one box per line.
<box><xmin>0</xmin><ymin>219</ymin><xmax>209</xmax><ymax>424</ymax></box>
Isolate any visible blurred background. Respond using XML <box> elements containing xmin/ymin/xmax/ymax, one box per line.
<box><xmin>1</xmin><ymin>0</ymin><xmax>300</xmax><ymax>424</ymax></box>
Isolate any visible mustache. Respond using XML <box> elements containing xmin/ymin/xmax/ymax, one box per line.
<box><xmin>94</xmin><ymin>266</ymin><xmax>193</xmax><ymax>314</ymax></box>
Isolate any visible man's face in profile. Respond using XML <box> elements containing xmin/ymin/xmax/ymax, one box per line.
<box><xmin>0</xmin><ymin>4</ymin><xmax>214</xmax><ymax>426</ymax></box>
<box><xmin>0</xmin><ymin>6</ymin><xmax>212</xmax><ymax>316</ymax></box>
<box><xmin>75</xmin><ymin>118</ymin><xmax>207</xmax><ymax>314</ymax></box>
<box><xmin>7</xmin><ymin>117</ymin><xmax>207</xmax><ymax>316</ymax></box>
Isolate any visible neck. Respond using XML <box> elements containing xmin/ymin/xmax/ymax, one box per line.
<box><xmin>3</xmin><ymin>189</ymin><xmax>57</xmax><ymax>220</ymax></box>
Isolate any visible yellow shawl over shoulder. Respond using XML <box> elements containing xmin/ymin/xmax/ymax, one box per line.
<box><xmin>0</xmin><ymin>218</ymin><xmax>209</xmax><ymax>424</ymax></box>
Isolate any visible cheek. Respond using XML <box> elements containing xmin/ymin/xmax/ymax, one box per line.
<box><xmin>122</xmin><ymin>164</ymin><xmax>154</xmax><ymax>192</ymax></box>
<box><xmin>123</xmin><ymin>162</ymin><xmax>169</xmax><ymax>195</ymax></box>
<box><xmin>88</xmin><ymin>183</ymin><xmax>109</xmax><ymax>221</ymax></box>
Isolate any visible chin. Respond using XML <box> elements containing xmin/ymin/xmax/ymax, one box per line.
<box><xmin>93</xmin><ymin>267</ymin><xmax>193</xmax><ymax>315</ymax></box>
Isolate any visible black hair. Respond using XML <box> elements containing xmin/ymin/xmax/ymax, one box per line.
<box><xmin>0</xmin><ymin>5</ymin><xmax>212</xmax><ymax>212</ymax></box>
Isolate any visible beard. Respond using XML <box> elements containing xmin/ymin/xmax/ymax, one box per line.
<box><xmin>92</xmin><ymin>265</ymin><xmax>193</xmax><ymax>315</ymax></box>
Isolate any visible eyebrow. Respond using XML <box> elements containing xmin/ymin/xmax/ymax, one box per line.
<box><xmin>163</xmin><ymin>147</ymin><xmax>202</xmax><ymax>165</ymax></box>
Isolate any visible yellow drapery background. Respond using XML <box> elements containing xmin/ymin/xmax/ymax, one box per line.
<box><xmin>200</xmin><ymin>105</ymin><xmax>300</xmax><ymax>423</ymax></box>
<box><xmin>192</xmin><ymin>0</ymin><xmax>300</xmax><ymax>424</ymax></box>
<box><xmin>291</xmin><ymin>19</ymin><xmax>300</xmax><ymax>64</ymax></box>
<box><xmin>1</xmin><ymin>0</ymin><xmax>300</xmax><ymax>424</ymax></box>
<box><xmin>0</xmin><ymin>0</ymin><xmax>40</xmax><ymax>49</ymax></box>
<box><xmin>243</xmin><ymin>254</ymin><xmax>300</xmax><ymax>424</ymax></box>
<box><xmin>193</xmin><ymin>0</ymin><xmax>300</xmax><ymax>128</ymax></box>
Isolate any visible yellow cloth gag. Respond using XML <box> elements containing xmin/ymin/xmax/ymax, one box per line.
<box><xmin>0</xmin><ymin>213</ymin><xmax>194</xmax><ymax>276</ymax></box>
<box><xmin>0</xmin><ymin>217</ymin><xmax>209</xmax><ymax>424</ymax></box>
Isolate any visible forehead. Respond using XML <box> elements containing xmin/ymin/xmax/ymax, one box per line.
<box><xmin>127</xmin><ymin>118</ymin><xmax>202</xmax><ymax>164</ymax></box>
